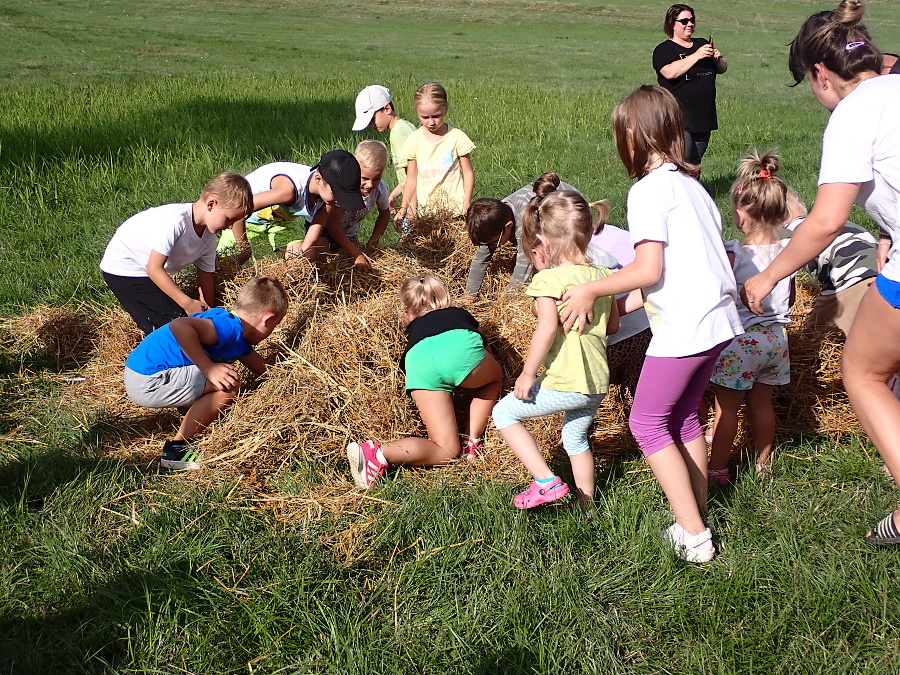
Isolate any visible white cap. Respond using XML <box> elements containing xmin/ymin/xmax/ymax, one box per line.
<box><xmin>352</xmin><ymin>85</ymin><xmax>392</xmax><ymax>131</ymax></box>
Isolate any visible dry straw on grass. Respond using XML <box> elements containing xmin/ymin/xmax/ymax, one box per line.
<box><xmin>3</xmin><ymin>221</ymin><xmax>860</xmax><ymax>519</ymax></box>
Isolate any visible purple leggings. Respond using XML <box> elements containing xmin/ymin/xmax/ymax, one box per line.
<box><xmin>629</xmin><ymin>342</ymin><xmax>727</xmax><ymax>457</ymax></box>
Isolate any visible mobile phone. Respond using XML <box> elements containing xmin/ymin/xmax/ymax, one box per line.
<box><xmin>709</xmin><ymin>34</ymin><xmax>715</xmax><ymax>49</ymax></box>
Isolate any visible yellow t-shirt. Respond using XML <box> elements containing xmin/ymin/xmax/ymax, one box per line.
<box><xmin>403</xmin><ymin>125</ymin><xmax>475</xmax><ymax>216</ymax></box>
<box><xmin>525</xmin><ymin>264</ymin><xmax>613</xmax><ymax>395</ymax></box>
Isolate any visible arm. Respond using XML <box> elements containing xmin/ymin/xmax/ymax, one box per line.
<box><xmin>464</xmin><ymin>244</ymin><xmax>495</xmax><ymax>296</ymax></box>
<box><xmin>615</xmin><ymin>288</ymin><xmax>644</xmax><ymax>316</ymax></box>
<box><xmin>295</xmin><ymin>203</ymin><xmax>333</xmax><ymax>253</ymax></box>
<box><xmin>606</xmin><ymin>293</ymin><xmax>620</xmax><ymax>336</ymax></box>
<box><xmin>368</xmin><ymin>207</ymin><xmax>391</xmax><ymax>248</ymax></box>
<box><xmin>146</xmin><ymin>249</ymin><xmax>207</xmax><ymax>315</ymax></box>
<box><xmin>714</xmin><ymin>52</ymin><xmax>727</xmax><ymax>74</ymax></box>
<box><xmin>388</xmin><ymin>183</ymin><xmax>404</xmax><ymax>212</ymax></box>
<box><xmin>459</xmin><ymin>154</ymin><xmax>474</xmax><ymax>214</ymax></box>
<box><xmin>659</xmin><ymin>43</ymin><xmax>716</xmax><ymax>79</ymax></box>
<box><xmin>560</xmin><ymin>240</ymin><xmax>664</xmax><ymax>334</ymax></box>
<box><xmin>514</xmin><ymin>296</ymin><xmax>559</xmax><ymax>401</ymax></box>
<box><xmin>743</xmin><ymin>182</ymin><xmax>859</xmax><ymax>313</ymax></box>
<box><xmin>877</xmin><ymin>233</ymin><xmax>891</xmax><ymax>273</ymax></box>
<box><xmin>197</xmin><ymin>269</ymin><xmax>216</xmax><ymax>308</ymax></box>
<box><xmin>169</xmin><ymin>317</ymin><xmax>239</xmax><ymax>391</ymax></box>
<box><xmin>395</xmin><ymin>159</ymin><xmax>418</xmax><ymax>228</ymax></box>
<box><xmin>322</xmin><ymin>207</ymin><xmax>370</xmax><ymax>270</ymax></box>
<box><xmin>229</xmin><ymin>219</ymin><xmax>253</xmax><ymax>264</ymax></box>
<box><xmin>238</xmin><ymin>350</ymin><xmax>267</xmax><ymax>377</ymax></box>
<box><xmin>252</xmin><ymin>175</ymin><xmax>296</xmax><ymax>211</ymax></box>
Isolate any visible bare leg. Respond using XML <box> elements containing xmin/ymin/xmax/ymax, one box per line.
<box><xmin>498</xmin><ymin>423</ymin><xmax>555</xmax><ymax>481</ymax></box>
<box><xmin>459</xmin><ymin>351</ymin><xmax>502</xmax><ymax>440</ymax></box>
<box><xmin>710</xmin><ymin>386</ymin><xmax>744</xmax><ymax>470</ymax></box>
<box><xmin>745</xmin><ymin>383</ymin><xmax>775</xmax><ymax>467</ymax></box>
<box><xmin>175</xmin><ymin>381</ymin><xmax>237</xmax><ymax>441</ymax></box>
<box><xmin>646</xmin><ymin>441</ymin><xmax>707</xmax><ymax>535</ymax></box>
<box><xmin>380</xmin><ymin>390</ymin><xmax>460</xmax><ymax>466</ymax></box>
<box><xmin>569</xmin><ymin>451</ymin><xmax>595</xmax><ymax>508</ymax></box>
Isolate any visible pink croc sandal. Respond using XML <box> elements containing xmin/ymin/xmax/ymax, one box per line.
<box><xmin>512</xmin><ymin>478</ymin><xmax>570</xmax><ymax>509</ymax></box>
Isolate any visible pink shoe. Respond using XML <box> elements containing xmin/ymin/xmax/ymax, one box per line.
<box><xmin>462</xmin><ymin>436</ymin><xmax>483</xmax><ymax>461</ymax></box>
<box><xmin>708</xmin><ymin>467</ymin><xmax>731</xmax><ymax>487</ymax></box>
<box><xmin>512</xmin><ymin>478</ymin><xmax>570</xmax><ymax>509</ymax></box>
<box><xmin>347</xmin><ymin>440</ymin><xmax>387</xmax><ymax>488</ymax></box>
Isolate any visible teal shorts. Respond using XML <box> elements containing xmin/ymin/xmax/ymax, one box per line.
<box><xmin>404</xmin><ymin>330</ymin><xmax>485</xmax><ymax>393</ymax></box>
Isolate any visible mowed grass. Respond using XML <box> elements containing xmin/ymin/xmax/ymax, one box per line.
<box><xmin>1</xmin><ymin>1</ymin><xmax>900</xmax><ymax>673</ymax></box>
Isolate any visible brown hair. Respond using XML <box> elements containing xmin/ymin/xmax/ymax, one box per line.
<box><xmin>354</xmin><ymin>139</ymin><xmax>388</xmax><ymax>172</ymax></box>
<box><xmin>413</xmin><ymin>82</ymin><xmax>448</xmax><ymax>109</ymax></box>
<box><xmin>399</xmin><ymin>274</ymin><xmax>451</xmax><ymax>319</ymax></box>
<box><xmin>788</xmin><ymin>1</ymin><xmax>882</xmax><ymax>86</ymax></box>
<box><xmin>663</xmin><ymin>4</ymin><xmax>695</xmax><ymax>38</ymax></box>
<box><xmin>731</xmin><ymin>150</ymin><xmax>790</xmax><ymax>239</ymax></box>
<box><xmin>466</xmin><ymin>198</ymin><xmax>515</xmax><ymax>245</ymax></box>
<box><xmin>233</xmin><ymin>275</ymin><xmax>289</xmax><ymax>317</ymax></box>
<box><xmin>612</xmin><ymin>85</ymin><xmax>698</xmax><ymax>179</ymax></box>
<box><xmin>202</xmin><ymin>173</ymin><xmax>254</xmax><ymax>217</ymax></box>
<box><xmin>520</xmin><ymin>190</ymin><xmax>593</xmax><ymax>268</ymax></box>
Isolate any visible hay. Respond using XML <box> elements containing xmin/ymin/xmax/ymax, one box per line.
<box><xmin>1</xmin><ymin>220</ymin><xmax>862</xmax><ymax>523</ymax></box>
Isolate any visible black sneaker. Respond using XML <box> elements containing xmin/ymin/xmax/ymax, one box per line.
<box><xmin>160</xmin><ymin>440</ymin><xmax>202</xmax><ymax>471</ymax></box>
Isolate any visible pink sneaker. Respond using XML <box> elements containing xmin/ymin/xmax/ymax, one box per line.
<box><xmin>347</xmin><ymin>440</ymin><xmax>387</xmax><ymax>488</ymax></box>
<box><xmin>462</xmin><ymin>436</ymin><xmax>483</xmax><ymax>461</ymax></box>
<box><xmin>512</xmin><ymin>478</ymin><xmax>570</xmax><ymax>509</ymax></box>
<box><xmin>708</xmin><ymin>467</ymin><xmax>731</xmax><ymax>487</ymax></box>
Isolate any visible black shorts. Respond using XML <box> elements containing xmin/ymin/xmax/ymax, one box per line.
<box><xmin>103</xmin><ymin>272</ymin><xmax>185</xmax><ymax>335</ymax></box>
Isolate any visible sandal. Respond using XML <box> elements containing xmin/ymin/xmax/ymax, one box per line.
<box><xmin>864</xmin><ymin>511</ymin><xmax>900</xmax><ymax>546</ymax></box>
<box><xmin>660</xmin><ymin>523</ymin><xmax>716</xmax><ymax>563</ymax></box>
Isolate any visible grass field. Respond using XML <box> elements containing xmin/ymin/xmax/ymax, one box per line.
<box><xmin>2</xmin><ymin>1</ymin><xmax>900</xmax><ymax>673</ymax></box>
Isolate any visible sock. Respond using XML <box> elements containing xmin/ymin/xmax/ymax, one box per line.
<box><xmin>535</xmin><ymin>475</ymin><xmax>557</xmax><ymax>484</ymax></box>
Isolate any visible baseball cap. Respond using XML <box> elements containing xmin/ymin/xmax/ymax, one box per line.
<box><xmin>316</xmin><ymin>150</ymin><xmax>365</xmax><ymax>211</ymax></box>
<box><xmin>352</xmin><ymin>85</ymin><xmax>392</xmax><ymax>131</ymax></box>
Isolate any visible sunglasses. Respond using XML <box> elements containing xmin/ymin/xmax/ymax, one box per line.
<box><xmin>675</xmin><ymin>17</ymin><xmax>695</xmax><ymax>25</ymax></box>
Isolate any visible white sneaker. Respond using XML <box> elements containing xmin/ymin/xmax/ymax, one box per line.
<box><xmin>661</xmin><ymin>523</ymin><xmax>715</xmax><ymax>563</ymax></box>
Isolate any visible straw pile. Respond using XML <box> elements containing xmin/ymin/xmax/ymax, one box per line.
<box><xmin>3</xmin><ymin>217</ymin><xmax>860</xmax><ymax>519</ymax></box>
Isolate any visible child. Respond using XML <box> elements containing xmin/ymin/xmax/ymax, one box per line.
<box><xmin>351</xmin><ymin>84</ymin><xmax>418</xmax><ymax>211</ymax></box>
<box><xmin>395</xmin><ymin>82</ymin><xmax>475</xmax><ymax>227</ymax></box>
<box><xmin>708</xmin><ymin>151</ymin><xmax>795</xmax><ymax>484</ymax></box>
<box><xmin>559</xmin><ymin>85</ymin><xmax>742</xmax><ymax>562</ymax></box>
<box><xmin>100</xmin><ymin>173</ymin><xmax>254</xmax><ymax>335</ymax></box>
<box><xmin>346</xmin><ymin>274</ymin><xmax>502</xmax><ymax>488</ymax></box>
<box><xmin>324</xmin><ymin>140</ymin><xmax>391</xmax><ymax>249</ymax></box>
<box><xmin>124</xmin><ymin>275</ymin><xmax>288</xmax><ymax>470</ymax></box>
<box><xmin>218</xmin><ymin>151</ymin><xmax>368</xmax><ymax>268</ymax></box>
<box><xmin>492</xmin><ymin>191</ymin><xmax>619</xmax><ymax>511</ymax></box>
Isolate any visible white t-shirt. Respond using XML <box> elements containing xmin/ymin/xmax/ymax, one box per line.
<box><xmin>245</xmin><ymin>162</ymin><xmax>321</xmax><ymax>223</ymax></box>
<box><xmin>726</xmin><ymin>239</ymin><xmax>792</xmax><ymax>328</ymax></box>
<box><xmin>819</xmin><ymin>75</ymin><xmax>900</xmax><ymax>282</ymax></box>
<box><xmin>336</xmin><ymin>181</ymin><xmax>389</xmax><ymax>240</ymax></box>
<box><xmin>627</xmin><ymin>163</ymin><xmax>742</xmax><ymax>357</ymax></box>
<box><xmin>100</xmin><ymin>203</ymin><xmax>216</xmax><ymax>278</ymax></box>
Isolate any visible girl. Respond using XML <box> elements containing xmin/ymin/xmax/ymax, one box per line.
<box><xmin>493</xmin><ymin>191</ymin><xmax>619</xmax><ymax>511</ymax></box>
<box><xmin>743</xmin><ymin>0</ymin><xmax>900</xmax><ymax>545</ymax></box>
<box><xmin>394</xmin><ymin>82</ymin><xmax>475</xmax><ymax>226</ymax></box>
<box><xmin>560</xmin><ymin>85</ymin><xmax>742</xmax><ymax>562</ymax></box>
<box><xmin>346</xmin><ymin>274</ymin><xmax>502</xmax><ymax>488</ymax></box>
<box><xmin>708</xmin><ymin>151</ymin><xmax>795</xmax><ymax>485</ymax></box>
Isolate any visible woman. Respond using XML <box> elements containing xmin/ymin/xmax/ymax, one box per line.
<box><xmin>652</xmin><ymin>4</ymin><xmax>727</xmax><ymax>165</ymax></box>
<box><xmin>743</xmin><ymin>0</ymin><xmax>900</xmax><ymax>546</ymax></box>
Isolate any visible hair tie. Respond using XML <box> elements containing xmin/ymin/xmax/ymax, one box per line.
<box><xmin>758</xmin><ymin>169</ymin><xmax>772</xmax><ymax>179</ymax></box>
<box><xmin>737</xmin><ymin>180</ymin><xmax>746</xmax><ymax>196</ymax></box>
<box><xmin>845</xmin><ymin>41</ymin><xmax>866</xmax><ymax>51</ymax></box>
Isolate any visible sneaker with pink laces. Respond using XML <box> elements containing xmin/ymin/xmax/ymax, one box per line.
<box><xmin>462</xmin><ymin>436</ymin><xmax>483</xmax><ymax>461</ymax></box>
<box><xmin>347</xmin><ymin>440</ymin><xmax>388</xmax><ymax>488</ymax></box>
<box><xmin>512</xmin><ymin>478</ymin><xmax>570</xmax><ymax>509</ymax></box>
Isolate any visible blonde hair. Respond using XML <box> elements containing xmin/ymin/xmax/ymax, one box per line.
<box><xmin>520</xmin><ymin>191</ymin><xmax>593</xmax><ymax>268</ymax></box>
<box><xmin>399</xmin><ymin>274</ymin><xmax>451</xmax><ymax>319</ymax></box>
<box><xmin>201</xmin><ymin>173</ymin><xmax>254</xmax><ymax>217</ymax></box>
<box><xmin>413</xmin><ymin>82</ymin><xmax>448</xmax><ymax>109</ymax></box>
<box><xmin>731</xmin><ymin>150</ymin><xmax>790</xmax><ymax>239</ymax></box>
<box><xmin>785</xmin><ymin>187</ymin><xmax>808</xmax><ymax>220</ymax></box>
<box><xmin>354</xmin><ymin>140</ymin><xmax>388</xmax><ymax>172</ymax></box>
<box><xmin>233</xmin><ymin>275</ymin><xmax>289</xmax><ymax>317</ymax></box>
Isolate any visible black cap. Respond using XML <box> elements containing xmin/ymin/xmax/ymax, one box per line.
<box><xmin>316</xmin><ymin>150</ymin><xmax>365</xmax><ymax>211</ymax></box>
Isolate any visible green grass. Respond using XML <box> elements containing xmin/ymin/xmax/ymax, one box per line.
<box><xmin>2</xmin><ymin>1</ymin><xmax>900</xmax><ymax>672</ymax></box>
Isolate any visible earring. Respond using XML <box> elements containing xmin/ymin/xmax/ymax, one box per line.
<box><xmin>823</xmin><ymin>82</ymin><xmax>828</xmax><ymax>90</ymax></box>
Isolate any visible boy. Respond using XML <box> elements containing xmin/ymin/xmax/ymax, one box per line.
<box><xmin>124</xmin><ymin>275</ymin><xmax>289</xmax><ymax>470</ymax></box>
<box><xmin>324</xmin><ymin>140</ymin><xmax>391</xmax><ymax>250</ymax></box>
<box><xmin>351</xmin><ymin>85</ymin><xmax>417</xmax><ymax>211</ymax></box>
<box><xmin>100</xmin><ymin>173</ymin><xmax>253</xmax><ymax>335</ymax></box>
<box><xmin>219</xmin><ymin>150</ymin><xmax>368</xmax><ymax>268</ymax></box>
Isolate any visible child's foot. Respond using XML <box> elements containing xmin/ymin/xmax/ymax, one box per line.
<box><xmin>708</xmin><ymin>467</ymin><xmax>731</xmax><ymax>487</ymax></box>
<box><xmin>160</xmin><ymin>440</ymin><xmax>202</xmax><ymax>471</ymax></box>
<box><xmin>462</xmin><ymin>436</ymin><xmax>483</xmax><ymax>461</ymax></box>
<box><xmin>347</xmin><ymin>440</ymin><xmax>388</xmax><ymax>488</ymax></box>
<box><xmin>755</xmin><ymin>462</ymin><xmax>772</xmax><ymax>478</ymax></box>
<box><xmin>661</xmin><ymin>523</ymin><xmax>716</xmax><ymax>563</ymax></box>
<box><xmin>512</xmin><ymin>477</ymin><xmax>569</xmax><ymax>509</ymax></box>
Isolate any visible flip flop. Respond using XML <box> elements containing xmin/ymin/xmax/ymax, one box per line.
<box><xmin>864</xmin><ymin>511</ymin><xmax>900</xmax><ymax>546</ymax></box>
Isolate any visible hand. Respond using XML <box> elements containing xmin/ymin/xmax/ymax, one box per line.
<box><xmin>699</xmin><ymin>44</ymin><xmax>715</xmax><ymax>59</ymax></box>
<box><xmin>205</xmin><ymin>362</ymin><xmax>240</xmax><ymax>392</ymax></box>
<box><xmin>559</xmin><ymin>285</ymin><xmax>596</xmax><ymax>335</ymax></box>
<box><xmin>353</xmin><ymin>254</ymin><xmax>371</xmax><ymax>271</ymax></box>
<box><xmin>393</xmin><ymin>208</ymin><xmax>407</xmax><ymax>229</ymax></box>
<box><xmin>877</xmin><ymin>241</ymin><xmax>890</xmax><ymax>273</ymax></box>
<box><xmin>182</xmin><ymin>298</ymin><xmax>209</xmax><ymax>315</ymax></box>
<box><xmin>741</xmin><ymin>272</ymin><xmax>775</xmax><ymax>315</ymax></box>
<box><xmin>514</xmin><ymin>372</ymin><xmax>536</xmax><ymax>401</ymax></box>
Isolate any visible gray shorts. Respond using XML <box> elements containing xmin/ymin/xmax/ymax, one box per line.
<box><xmin>124</xmin><ymin>366</ymin><xmax>208</xmax><ymax>408</ymax></box>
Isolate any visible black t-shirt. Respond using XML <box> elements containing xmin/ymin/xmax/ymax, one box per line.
<box><xmin>652</xmin><ymin>38</ymin><xmax>718</xmax><ymax>132</ymax></box>
<box><xmin>399</xmin><ymin>307</ymin><xmax>484</xmax><ymax>372</ymax></box>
